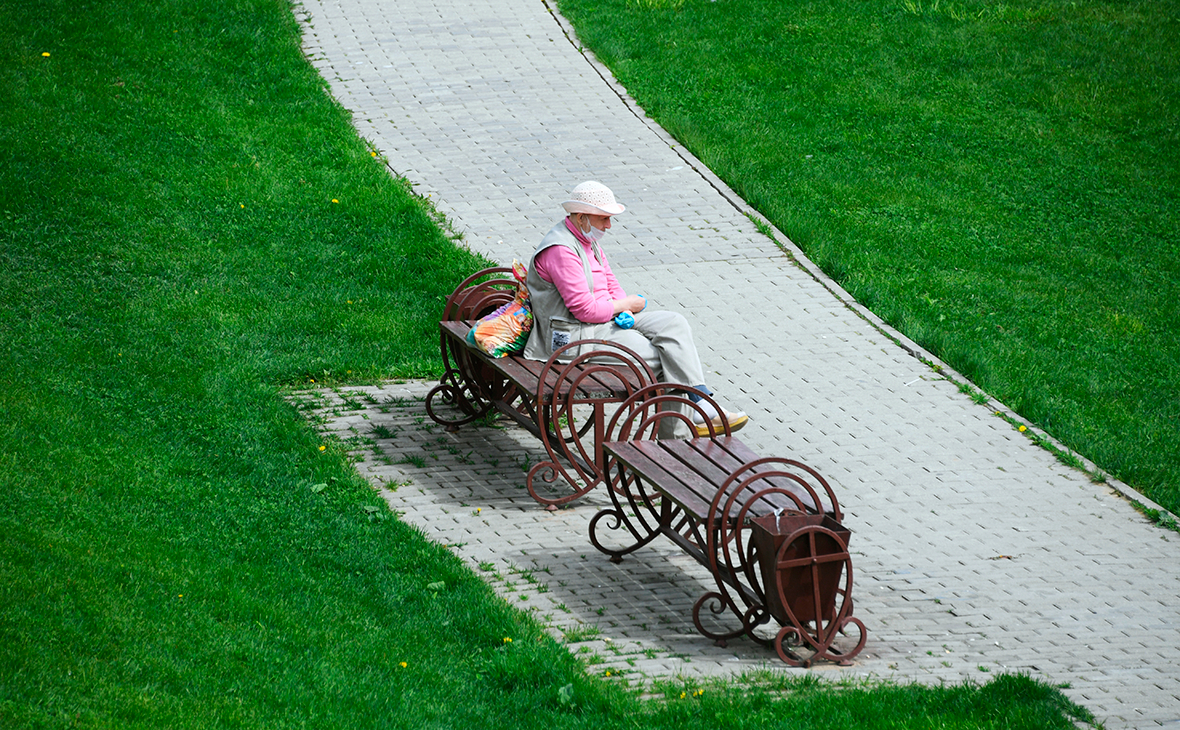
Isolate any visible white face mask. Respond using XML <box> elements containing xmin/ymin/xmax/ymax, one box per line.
<box><xmin>583</xmin><ymin>223</ymin><xmax>606</xmax><ymax>242</ymax></box>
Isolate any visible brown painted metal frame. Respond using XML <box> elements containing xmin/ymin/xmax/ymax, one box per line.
<box><xmin>526</xmin><ymin>339</ymin><xmax>655</xmax><ymax>506</ymax></box>
<box><xmin>590</xmin><ymin>385</ymin><xmax>867</xmax><ymax>666</ymax></box>
<box><xmin>425</xmin><ymin>267</ymin><xmax>518</xmax><ymax>428</ymax></box>
<box><xmin>426</xmin><ymin>267</ymin><xmax>656</xmax><ymax>507</ymax></box>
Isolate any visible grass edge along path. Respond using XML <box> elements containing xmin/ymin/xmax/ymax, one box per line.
<box><xmin>0</xmin><ymin>0</ymin><xmax>1093</xmax><ymax>727</ymax></box>
<box><xmin>556</xmin><ymin>0</ymin><xmax>1180</xmax><ymax>517</ymax></box>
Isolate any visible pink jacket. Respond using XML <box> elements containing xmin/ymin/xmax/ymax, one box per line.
<box><xmin>532</xmin><ymin>219</ymin><xmax>627</xmax><ymax>323</ymax></box>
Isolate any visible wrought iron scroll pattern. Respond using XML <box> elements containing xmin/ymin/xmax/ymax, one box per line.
<box><xmin>527</xmin><ymin>340</ymin><xmax>654</xmax><ymax>507</ymax></box>
<box><xmin>426</xmin><ymin>268</ymin><xmax>516</xmax><ymax>429</ymax></box>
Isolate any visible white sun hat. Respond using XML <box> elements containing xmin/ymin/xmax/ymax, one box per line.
<box><xmin>561</xmin><ymin>181</ymin><xmax>626</xmax><ymax>216</ymax></box>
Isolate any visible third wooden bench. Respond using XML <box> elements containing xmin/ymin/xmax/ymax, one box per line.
<box><xmin>588</xmin><ymin>385</ymin><xmax>868</xmax><ymax>666</ymax></box>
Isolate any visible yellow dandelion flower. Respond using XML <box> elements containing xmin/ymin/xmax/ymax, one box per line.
<box><xmin>332</xmin><ymin>199</ymin><xmax>339</xmax><ymax>204</ymax></box>
<box><xmin>679</xmin><ymin>692</ymin><xmax>686</xmax><ymax>699</ymax></box>
<box><xmin>42</xmin><ymin>52</ymin><xmax>51</xmax><ymax>57</ymax></box>
<box><xmin>604</xmin><ymin>670</ymin><xmax>612</xmax><ymax>677</ymax></box>
<box><xmin>1018</xmin><ymin>425</ymin><xmax>1027</xmax><ymax>432</ymax></box>
<box><xmin>319</xmin><ymin>445</ymin><xmax>326</xmax><ymax>452</ymax></box>
<box><xmin>503</xmin><ymin>637</ymin><xmax>512</xmax><ymax>643</ymax></box>
<box><xmin>399</xmin><ymin>661</ymin><xmax>407</xmax><ymax>668</ymax></box>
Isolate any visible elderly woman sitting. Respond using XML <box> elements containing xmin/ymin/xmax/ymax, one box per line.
<box><xmin>522</xmin><ymin>181</ymin><xmax>747</xmax><ymax>437</ymax></box>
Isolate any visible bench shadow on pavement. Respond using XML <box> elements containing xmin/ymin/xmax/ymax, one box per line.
<box><xmin>309</xmin><ymin>382</ymin><xmax>842</xmax><ymax>674</ymax></box>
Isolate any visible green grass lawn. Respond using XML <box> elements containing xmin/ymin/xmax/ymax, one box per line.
<box><xmin>0</xmin><ymin>0</ymin><xmax>1093</xmax><ymax>726</ymax></box>
<box><xmin>559</xmin><ymin>0</ymin><xmax>1180</xmax><ymax>515</ymax></box>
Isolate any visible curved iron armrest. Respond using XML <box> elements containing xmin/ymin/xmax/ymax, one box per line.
<box><xmin>525</xmin><ymin>339</ymin><xmax>656</xmax><ymax>508</ymax></box>
<box><xmin>440</xmin><ymin>266</ymin><xmax>517</xmax><ymax>322</ymax></box>
<box><xmin>591</xmin><ymin>384</ymin><xmax>746</xmax><ymax>564</ymax></box>
<box><xmin>426</xmin><ymin>267</ymin><xmax>520</xmax><ymax>429</ymax></box>
<box><xmin>602</xmin><ymin>384</ymin><xmax>735</xmax><ymax>444</ymax></box>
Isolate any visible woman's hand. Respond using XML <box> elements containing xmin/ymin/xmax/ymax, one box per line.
<box><xmin>612</xmin><ymin>295</ymin><xmax>647</xmax><ymax>315</ymax></box>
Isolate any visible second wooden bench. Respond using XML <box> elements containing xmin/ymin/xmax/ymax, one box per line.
<box><xmin>589</xmin><ymin>386</ymin><xmax>868</xmax><ymax>666</ymax></box>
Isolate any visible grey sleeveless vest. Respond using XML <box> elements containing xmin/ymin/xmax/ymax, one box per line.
<box><xmin>522</xmin><ymin>220</ymin><xmax>605</xmax><ymax>362</ymax></box>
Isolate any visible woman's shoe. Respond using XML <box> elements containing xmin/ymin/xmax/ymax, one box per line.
<box><xmin>692</xmin><ymin>409</ymin><xmax>749</xmax><ymax>437</ymax></box>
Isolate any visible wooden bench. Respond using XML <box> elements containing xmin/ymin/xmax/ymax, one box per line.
<box><xmin>589</xmin><ymin>386</ymin><xmax>867</xmax><ymax>666</ymax></box>
<box><xmin>425</xmin><ymin>267</ymin><xmax>655</xmax><ymax>508</ymax></box>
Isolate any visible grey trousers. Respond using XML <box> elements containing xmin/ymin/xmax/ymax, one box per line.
<box><xmin>583</xmin><ymin>309</ymin><xmax>705</xmax><ymax>439</ymax></box>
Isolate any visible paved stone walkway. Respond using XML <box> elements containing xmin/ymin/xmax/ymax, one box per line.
<box><xmin>297</xmin><ymin>1</ymin><xmax>1180</xmax><ymax>726</ymax></box>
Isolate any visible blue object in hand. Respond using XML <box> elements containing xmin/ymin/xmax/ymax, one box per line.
<box><xmin>614</xmin><ymin>311</ymin><xmax>635</xmax><ymax>329</ymax></box>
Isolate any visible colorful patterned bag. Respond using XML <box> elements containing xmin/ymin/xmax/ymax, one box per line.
<box><xmin>466</xmin><ymin>261</ymin><xmax>533</xmax><ymax>357</ymax></box>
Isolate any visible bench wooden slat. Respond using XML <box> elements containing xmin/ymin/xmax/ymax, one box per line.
<box><xmin>440</xmin><ymin>319</ymin><xmax>472</xmax><ymax>337</ymax></box>
<box><xmin>487</xmin><ymin>351</ymin><xmax>548</xmax><ymax>391</ymax></box>
<box><xmin>605</xmin><ymin>438</ymin><xmax>831</xmax><ymax>520</ymax></box>
<box><xmin>673</xmin><ymin>439</ymin><xmax>832</xmax><ymax>514</ymax></box>
<box><xmin>603</xmin><ymin>441</ymin><xmax>726</xmax><ymax>520</ymax></box>
<box><xmin>529</xmin><ymin>356</ymin><xmax>641</xmax><ymax>400</ymax></box>
<box><xmin>642</xmin><ymin>441</ymin><xmax>747</xmax><ymax>518</ymax></box>
<box><xmin>439</xmin><ymin>320</ymin><xmax>642</xmax><ymax>400</ymax></box>
<box><xmin>574</xmin><ymin>356</ymin><xmax>649</xmax><ymax>398</ymax></box>
<box><xmin>659</xmin><ymin>438</ymin><xmax>751</xmax><ymax>491</ymax></box>
<box><xmin>685</xmin><ymin>435</ymin><xmax>761</xmax><ymax>461</ymax></box>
